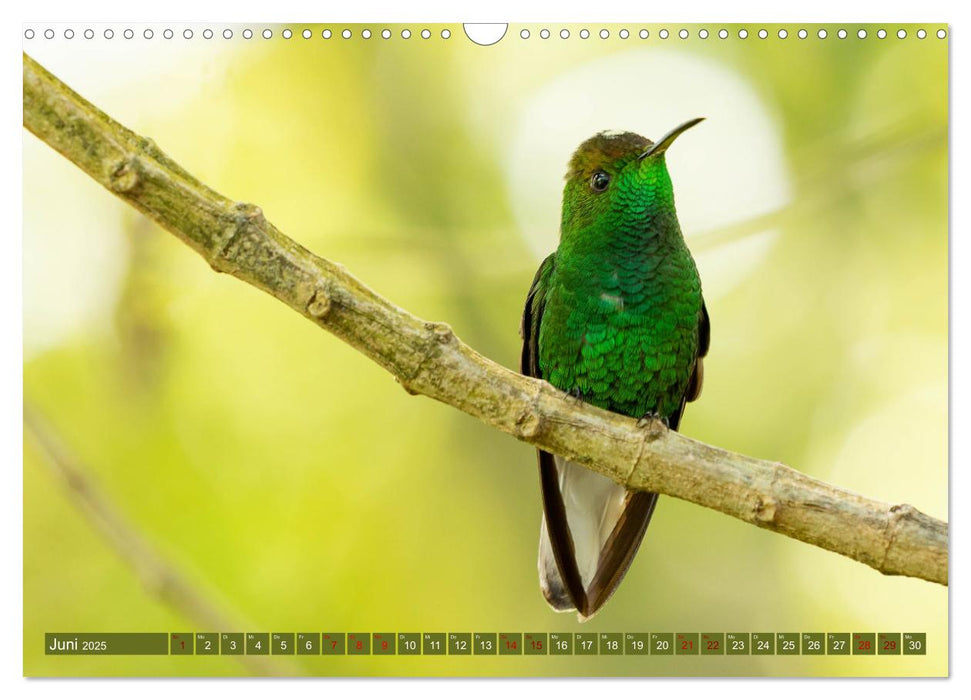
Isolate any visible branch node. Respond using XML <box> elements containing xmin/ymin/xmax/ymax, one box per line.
<box><xmin>753</xmin><ymin>495</ymin><xmax>778</xmax><ymax>523</ymax></box>
<box><xmin>424</xmin><ymin>321</ymin><xmax>454</xmax><ymax>344</ymax></box>
<box><xmin>137</xmin><ymin>136</ymin><xmax>159</xmax><ymax>156</ymax></box>
<box><xmin>881</xmin><ymin>503</ymin><xmax>918</xmax><ymax>567</ymax></box>
<box><xmin>399</xmin><ymin>322</ymin><xmax>455</xmax><ymax>396</ymax></box>
<box><xmin>306</xmin><ymin>287</ymin><xmax>332</xmax><ymax>319</ymax></box>
<box><xmin>516</xmin><ymin>408</ymin><xmax>543</xmax><ymax>438</ymax></box>
<box><xmin>234</xmin><ymin>201</ymin><xmax>266</xmax><ymax>226</ymax></box>
<box><xmin>209</xmin><ymin>202</ymin><xmax>266</xmax><ymax>273</ymax></box>
<box><xmin>108</xmin><ymin>156</ymin><xmax>141</xmax><ymax>193</ymax></box>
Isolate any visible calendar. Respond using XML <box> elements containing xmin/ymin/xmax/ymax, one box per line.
<box><xmin>22</xmin><ymin>17</ymin><xmax>949</xmax><ymax>679</ymax></box>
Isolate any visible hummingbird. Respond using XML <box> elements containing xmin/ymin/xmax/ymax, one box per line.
<box><xmin>520</xmin><ymin>119</ymin><xmax>710</xmax><ymax>620</ymax></box>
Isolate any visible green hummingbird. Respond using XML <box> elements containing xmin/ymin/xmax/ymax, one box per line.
<box><xmin>520</xmin><ymin>119</ymin><xmax>710</xmax><ymax>620</ymax></box>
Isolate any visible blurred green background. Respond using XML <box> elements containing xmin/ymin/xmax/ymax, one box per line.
<box><xmin>23</xmin><ymin>23</ymin><xmax>948</xmax><ymax>676</ymax></box>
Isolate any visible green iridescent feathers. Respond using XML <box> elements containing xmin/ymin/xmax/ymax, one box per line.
<box><xmin>535</xmin><ymin>131</ymin><xmax>705</xmax><ymax>423</ymax></box>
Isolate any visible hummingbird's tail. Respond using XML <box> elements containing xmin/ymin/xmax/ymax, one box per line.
<box><xmin>537</xmin><ymin>451</ymin><xmax>659</xmax><ymax>621</ymax></box>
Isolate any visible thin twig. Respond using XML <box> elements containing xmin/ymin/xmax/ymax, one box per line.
<box><xmin>24</xmin><ymin>404</ymin><xmax>293</xmax><ymax>676</ymax></box>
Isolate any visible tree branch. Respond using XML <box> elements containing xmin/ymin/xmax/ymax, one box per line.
<box><xmin>22</xmin><ymin>52</ymin><xmax>947</xmax><ymax>586</ymax></box>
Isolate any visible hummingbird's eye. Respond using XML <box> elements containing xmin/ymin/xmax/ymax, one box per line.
<box><xmin>590</xmin><ymin>171</ymin><xmax>611</xmax><ymax>192</ymax></box>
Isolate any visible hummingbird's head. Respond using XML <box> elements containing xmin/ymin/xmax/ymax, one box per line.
<box><xmin>559</xmin><ymin>118</ymin><xmax>704</xmax><ymax>243</ymax></box>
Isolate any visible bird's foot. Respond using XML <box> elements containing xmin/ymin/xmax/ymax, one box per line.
<box><xmin>636</xmin><ymin>412</ymin><xmax>669</xmax><ymax>430</ymax></box>
<box><xmin>565</xmin><ymin>388</ymin><xmax>586</xmax><ymax>405</ymax></box>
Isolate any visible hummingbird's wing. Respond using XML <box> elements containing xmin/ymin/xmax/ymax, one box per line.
<box><xmin>522</xmin><ymin>254</ymin><xmax>646</xmax><ymax>619</ymax></box>
<box><xmin>671</xmin><ymin>298</ymin><xmax>710</xmax><ymax>429</ymax></box>
<box><xmin>521</xmin><ymin>254</ymin><xmax>589</xmax><ymax>613</ymax></box>
<box><xmin>519</xmin><ymin>253</ymin><xmax>555</xmax><ymax>377</ymax></box>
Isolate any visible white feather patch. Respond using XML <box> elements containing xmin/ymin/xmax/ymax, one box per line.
<box><xmin>554</xmin><ymin>456</ymin><xmax>628</xmax><ymax>589</ymax></box>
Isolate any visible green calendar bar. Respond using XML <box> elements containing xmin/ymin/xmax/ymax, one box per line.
<box><xmin>448</xmin><ymin>633</ymin><xmax>471</xmax><ymax>655</ymax></box>
<box><xmin>474</xmin><ymin>632</ymin><xmax>496</xmax><ymax>655</ymax></box>
<box><xmin>625</xmin><ymin>633</ymin><xmax>650</xmax><ymax>655</ymax></box>
<box><xmin>676</xmin><ymin>633</ymin><xmax>699</xmax><ymax>655</ymax></box>
<box><xmin>196</xmin><ymin>633</ymin><xmax>218</xmax><ymax>655</ymax></box>
<box><xmin>321</xmin><ymin>632</ymin><xmax>345</xmax><ymax>655</ymax></box>
<box><xmin>347</xmin><ymin>632</ymin><xmax>370</xmax><ymax>655</ymax></box>
<box><xmin>651</xmin><ymin>632</ymin><xmax>674</xmax><ymax>655</ymax></box>
<box><xmin>802</xmin><ymin>633</ymin><xmax>825</xmax><ymax>655</ymax></box>
<box><xmin>777</xmin><ymin>633</ymin><xmax>799</xmax><ymax>655</ymax></box>
<box><xmin>398</xmin><ymin>633</ymin><xmax>421</xmax><ymax>656</ymax></box>
<box><xmin>599</xmin><ymin>632</ymin><xmax>623</xmax><ymax>655</ymax></box>
<box><xmin>42</xmin><ymin>631</ymin><xmax>929</xmax><ymax>656</ymax></box>
<box><xmin>524</xmin><ymin>632</ymin><xmax>547</xmax><ymax>655</ymax></box>
<box><xmin>828</xmin><ymin>633</ymin><xmax>850</xmax><ymax>655</ymax></box>
<box><xmin>246</xmin><ymin>633</ymin><xmax>268</xmax><ymax>655</ymax></box>
<box><xmin>499</xmin><ymin>633</ymin><xmax>522</xmax><ymax>655</ymax></box>
<box><xmin>297</xmin><ymin>633</ymin><xmax>319</xmax><ymax>655</ymax></box>
<box><xmin>903</xmin><ymin>633</ymin><xmax>926</xmax><ymax>655</ymax></box>
<box><xmin>853</xmin><ymin>633</ymin><xmax>876</xmax><ymax>655</ymax></box>
<box><xmin>372</xmin><ymin>633</ymin><xmax>395</xmax><ymax>655</ymax></box>
<box><xmin>221</xmin><ymin>633</ymin><xmax>243</xmax><ymax>655</ymax></box>
<box><xmin>575</xmin><ymin>632</ymin><xmax>598</xmax><ymax>655</ymax></box>
<box><xmin>170</xmin><ymin>633</ymin><xmax>192</xmax><ymax>655</ymax></box>
<box><xmin>272</xmin><ymin>633</ymin><xmax>294</xmax><ymax>655</ymax></box>
<box><xmin>701</xmin><ymin>633</ymin><xmax>724</xmax><ymax>655</ymax></box>
<box><xmin>752</xmin><ymin>633</ymin><xmax>774</xmax><ymax>655</ymax></box>
<box><xmin>726</xmin><ymin>633</ymin><xmax>749</xmax><ymax>655</ymax></box>
<box><xmin>549</xmin><ymin>632</ymin><xmax>572</xmax><ymax>655</ymax></box>
<box><xmin>878</xmin><ymin>633</ymin><xmax>901</xmax><ymax>655</ymax></box>
<box><xmin>422</xmin><ymin>633</ymin><xmax>445</xmax><ymax>655</ymax></box>
<box><xmin>44</xmin><ymin>633</ymin><xmax>168</xmax><ymax>655</ymax></box>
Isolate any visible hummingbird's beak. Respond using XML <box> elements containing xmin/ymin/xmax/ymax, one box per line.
<box><xmin>639</xmin><ymin>117</ymin><xmax>706</xmax><ymax>159</ymax></box>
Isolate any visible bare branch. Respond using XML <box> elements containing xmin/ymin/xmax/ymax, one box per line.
<box><xmin>24</xmin><ymin>404</ymin><xmax>294</xmax><ymax>675</ymax></box>
<box><xmin>22</xmin><ymin>53</ymin><xmax>947</xmax><ymax>586</ymax></box>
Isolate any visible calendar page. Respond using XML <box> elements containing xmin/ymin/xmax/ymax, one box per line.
<box><xmin>21</xmin><ymin>20</ymin><xmax>948</xmax><ymax>678</ymax></box>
